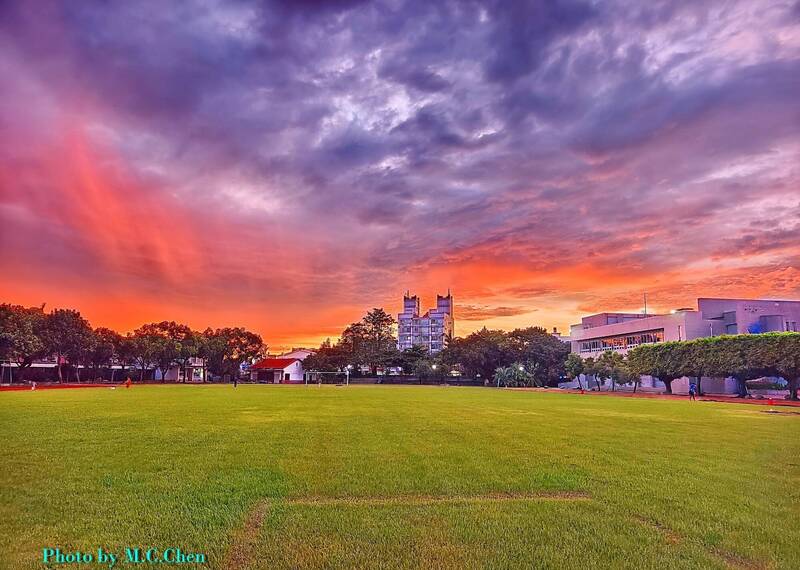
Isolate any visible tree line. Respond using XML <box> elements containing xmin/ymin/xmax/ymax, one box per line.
<box><xmin>304</xmin><ymin>308</ymin><xmax>570</xmax><ymax>385</ymax></box>
<box><xmin>6</xmin><ymin>300</ymin><xmax>796</xmax><ymax>398</ymax></box>
<box><xmin>627</xmin><ymin>333</ymin><xmax>800</xmax><ymax>400</ymax></box>
<box><xmin>561</xmin><ymin>333</ymin><xmax>800</xmax><ymax>400</ymax></box>
<box><xmin>304</xmin><ymin>307</ymin><xmax>800</xmax><ymax>400</ymax></box>
<box><xmin>0</xmin><ymin>304</ymin><xmax>265</xmax><ymax>383</ymax></box>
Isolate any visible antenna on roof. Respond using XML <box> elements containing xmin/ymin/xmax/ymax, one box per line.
<box><xmin>644</xmin><ymin>292</ymin><xmax>647</xmax><ymax>315</ymax></box>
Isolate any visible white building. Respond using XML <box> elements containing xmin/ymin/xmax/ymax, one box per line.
<box><xmin>569</xmin><ymin>310</ymin><xmax>722</xmax><ymax>356</ymax></box>
<box><xmin>570</xmin><ymin>298</ymin><xmax>800</xmax><ymax>357</ymax></box>
<box><xmin>277</xmin><ymin>348</ymin><xmax>315</xmax><ymax>360</ymax></box>
<box><xmin>397</xmin><ymin>291</ymin><xmax>454</xmax><ymax>353</ymax></box>
<box><xmin>250</xmin><ymin>357</ymin><xmax>304</xmax><ymax>383</ymax></box>
<box><xmin>565</xmin><ymin>297</ymin><xmax>800</xmax><ymax>394</ymax></box>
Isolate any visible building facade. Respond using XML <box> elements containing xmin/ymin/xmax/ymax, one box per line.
<box><xmin>569</xmin><ymin>297</ymin><xmax>800</xmax><ymax>357</ymax></box>
<box><xmin>397</xmin><ymin>291</ymin><xmax>454</xmax><ymax>353</ymax></box>
<box><xmin>250</xmin><ymin>357</ymin><xmax>304</xmax><ymax>383</ymax></box>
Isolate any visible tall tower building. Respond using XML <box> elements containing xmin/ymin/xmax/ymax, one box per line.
<box><xmin>397</xmin><ymin>291</ymin><xmax>454</xmax><ymax>353</ymax></box>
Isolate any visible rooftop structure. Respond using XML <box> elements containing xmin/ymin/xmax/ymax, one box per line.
<box><xmin>397</xmin><ymin>291</ymin><xmax>454</xmax><ymax>353</ymax></box>
<box><xmin>570</xmin><ymin>297</ymin><xmax>800</xmax><ymax>356</ymax></box>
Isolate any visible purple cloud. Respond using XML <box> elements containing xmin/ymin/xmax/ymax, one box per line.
<box><xmin>1</xmin><ymin>0</ymin><xmax>799</xmax><ymax>344</ymax></box>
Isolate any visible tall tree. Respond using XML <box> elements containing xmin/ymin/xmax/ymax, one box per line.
<box><xmin>127</xmin><ymin>332</ymin><xmax>159</xmax><ymax>382</ymax></box>
<box><xmin>360</xmin><ymin>308</ymin><xmax>397</xmax><ymax>374</ymax></box>
<box><xmin>201</xmin><ymin>327</ymin><xmax>265</xmax><ymax>380</ymax></box>
<box><xmin>41</xmin><ymin>309</ymin><xmax>94</xmax><ymax>382</ymax></box>
<box><xmin>0</xmin><ymin>304</ymin><xmax>47</xmax><ymax>383</ymax></box>
<box><xmin>114</xmin><ymin>334</ymin><xmax>135</xmax><ymax>380</ymax></box>
<box><xmin>505</xmin><ymin>327</ymin><xmax>570</xmax><ymax>386</ymax></box>
<box><xmin>439</xmin><ymin>328</ymin><xmax>509</xmax><ymax>380</ymax></box>
<box><xmin>89</xmin><ymin>327</ymin><xmax>122</xmax><ymax>381</ymax></box>
<box><xmin>303</xmin><ymin>339</ymin><xmax>349</xmax><ymax>372</ymax></box>
<box><xmin>564</xmin><ymin>353</ymin><xmax>585</xmax><ymax>390</ymax></box>
<box><xmin>133</xmin><ymin>322</ymin><xmax>195</xmax><ymax>382</ymax></box>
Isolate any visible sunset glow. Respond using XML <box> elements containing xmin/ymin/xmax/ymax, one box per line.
<box><xmin>1</xmin><ymin>1</ymin><xmax>799</xmax><ymax>350</ymax></box>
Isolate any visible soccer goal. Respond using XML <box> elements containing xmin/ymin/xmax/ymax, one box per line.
<box><xmin>304</xmin><ymin>370</ymin><xmax>350</xmax><ymax>386</ymax></box>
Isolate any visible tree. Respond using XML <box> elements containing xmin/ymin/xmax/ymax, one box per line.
<box><xmin>395</xmin><ymin>345</ymin><xmax>430</xmax><ymax>375</ymax></box>
<box><xmin>326</xmin><ymin>309</ymin><xmax>398</xmax><ymax>374</ymax></box>
<box><xmin>303</xmin><ymin>339</ymin><xmax>349</xmax><ymax>372</ymax></box>
<box><xmin>771</xmin><ymin>333</ymin><xmax>800</xmax><ymax>401</ymax></box>
<box><xmin>505</xmin><ymin>327</ymin><xmax>570</xmax><ymax>386</ymax></box>
<box><xmin>564</xmin><ymin>353</ymin><xmax>585</xmax><ymax>390</ymax></box>
<box><xmin>627</xmin><ymin>342</ymin><xmax>690</xmax><ymax>394</ymax></box>
<box><xmin>360</xmin><ymin>308</ymin><xmax>397</xmax><ymax>374</ymax></box>
<box><xmin>88</xmin><ymin>327</ymin><xmax>121</xmax><ymax>381</ymax></box>
<box><xmin>41</xmin><ymin>309</ymin><xmax>94</xmax><ymax>382</ymax></box>
<box><xmin>619</xmin><ymin>356</ymin><xmax>642</xmax><ymax>393</ymax></box>
<box><xmin>133</xmin><ymin>322</ymin><xmax>196</xmax><ymax>382</ymax></box>
<box><xmin>702</xmin><ymin>335</ymin><xmax>764</xmax><ymax>398</ymax></box>
<box><xmin>114</xmin><ymin>334</ymin><xmax>136</xmax><ymax>380</ymax></box>
<box><xmin>439</xmin><ymin>328</ymin><xmax>509</xmax><ymax>380</ymax></box>
<box><xmin>201</xmin><ymin>327</ymin><xmax>265</xmax><ymax>380</ymax></box>
<box><xmin>67</xmin><ymin>329</ymin><xmax>96</xmax><ymax>382</ymax></box>
<box><xmin>0</xmin><ymin>304</ymin><xmax>47</xmax><ymax>383</ymax></box>
<box><xmin>684</xmin><ymin>339</ymin><xmax>717</xmax><ymax>396</ymax></box>
<box><xmin>126</xmin><ymin>332</ymin><xmax>159</xmax><ymax>382</ymax></box>
<box><xmin>173</xmin><ymin>329</ymin><xmax>202</xmax><ymax>382</ymax></box>
<box><xmin>414</xmin><ymin>359</ymin><xmax>436</xmax><ymax>379</ymax></box>
<box><xmin>596</xmin><ymin>351</ymin><xmax>625</xmax><ymax>392</ymax></box>
<box><xmin>493</xmin><ymin>363</ymin><xmax>534</xmax><ymax>387</ymax></box>
<box><xmin>582</xmin><ymin>357</ymin><xmax>600</xmax><ymax>390</ymax></box>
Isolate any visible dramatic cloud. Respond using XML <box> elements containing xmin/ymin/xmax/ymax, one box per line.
<box><xmin>456</xmin><ymin>305</ymin><xmax>535</xmax><ymax>321</ymax></box>
<box><xmin>1</xmin><ymin>0</ymin><xmax>799</xmax><ymax>349</ymax></box>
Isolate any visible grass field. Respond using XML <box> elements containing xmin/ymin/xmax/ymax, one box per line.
<box><xmin>1</xmin><ymin>385</ymin><xmax>798</xmax><ymax>569</ymax></box>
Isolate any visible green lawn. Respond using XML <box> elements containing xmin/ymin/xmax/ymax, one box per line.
<box><xmin>1</xmin><ymin>385</ymin><xmax>797</xmax><ymax>569</ymax></box>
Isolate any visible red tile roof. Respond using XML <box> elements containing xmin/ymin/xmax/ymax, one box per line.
<box><xmin>251</xmin><ymin>358</ymin><xmax>300</xmax><ymax>370</ymax></box>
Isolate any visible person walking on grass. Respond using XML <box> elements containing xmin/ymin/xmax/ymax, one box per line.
<box><xmin>689</xmin><ymin>381</ymin><xmax>697</xmax><ymax>401</ymax></box>
<box><xmin>233</xmin><ymin>376</ymin><xmax>238</xmax><ymax>388</ymax></box>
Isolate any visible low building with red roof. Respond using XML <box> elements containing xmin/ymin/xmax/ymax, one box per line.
<box><xmin>250</xmin><ymin>357</ymin><xmax>304</xmax><ymax>383</ymax></box>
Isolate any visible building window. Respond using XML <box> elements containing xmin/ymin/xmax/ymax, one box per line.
<box><xmin>579</xmin><ymin>330</ymin><xmax>664</xmax><ymax>353</ymax></box>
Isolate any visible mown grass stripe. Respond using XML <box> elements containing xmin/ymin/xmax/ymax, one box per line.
<box><xmin>283</xmin><ymin>490</ymin><xmax>591</xmax><ymax>507</ymax></box>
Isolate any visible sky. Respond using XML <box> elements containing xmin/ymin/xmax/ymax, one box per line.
<box><xmin>1</xmin><ymin>0</ymin><xmax>799</xmax><ymax>351</ymax></box>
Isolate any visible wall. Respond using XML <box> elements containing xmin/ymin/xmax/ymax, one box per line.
<box><xmin>285</xmin><ymin>361</ymin><xmax>304</xmax><ymax>382</ymax></box>
<box><xmin>671</xmin><ymin>376</ymin><xmax>738</xmax><ymax>395</ymax></box>
<box><xmin>698</xmin><ymin>298</ymin><xmax>800</xmax><ymax>333</ymax></box>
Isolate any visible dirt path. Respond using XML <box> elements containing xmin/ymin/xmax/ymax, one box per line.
<box><xmin>223</xmin><ymin>500</ymin><xmax>271</xmax><ymax>570</ymax></box>
<box><xmin>284</xmin><ymin>490</ymin><xmax>590</xmax><ymax>507</ymax></box>
<box><xmin>222</xmin><ymin>491</ymin><xmax>590</xmax><ymax>569</ymax></box>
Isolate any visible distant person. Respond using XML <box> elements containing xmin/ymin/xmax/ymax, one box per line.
<box><xmin>125</xmin><ymin>377</ymin><xmax>132</xmax><ymax>389</ymax></box>
<box><xmin>31</xmin><ymin>381</ymin><xmax>36</xmax><ymax>391</ymax></box>
<box><xmin>233</xmin><ymin>376</ymin><xmax>238</xmax><ymax>388</ymax></box>
<box><xmin>688</xmin><ymin>382</ymin><xmax>697</xmax><ymax>401</ymax></box>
